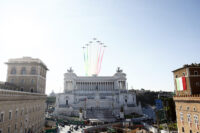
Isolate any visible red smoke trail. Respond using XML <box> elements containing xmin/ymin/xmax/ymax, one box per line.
<box><xmin>96</xmin><ymin>44</ymin><xmax>101</xmax><ymax>74</ymax></box>
<box><xmin>89</xmin><ymin>43</ymin><xmax>92</xmax><ymax>75</ymax></box>
<box><xmin>98</xmin><ymin>46</ymin><xmax>105</xmax><ymax>74</ymax></box>
<box><xmin>97</xmin><ymin>45</ymin><xmax>102</xmax><ymax>74</ymax></box>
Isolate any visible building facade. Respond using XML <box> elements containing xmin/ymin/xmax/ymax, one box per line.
<box><xmin>55</xmin><ymin>67</ymin><xmax>142</xmax><ymax>121</ymax></box>
<box><xmin>0</xmin><ymin>89</ymin><xmax>46</xmax><ymax>133</ymax></box>
<box><xmin>6</xmin><ymin>57</ymin><xmax>48</xmax><ymax>93</ymax></box>
<box><xmin>0</xmin><ymin>57</ymin><xmax>48</xmax><ymax>133</ymax></box>
<box><xmin>173</xmin><ymin>64</ymin><xmax>200</xmax><ymax>133</ymax></box>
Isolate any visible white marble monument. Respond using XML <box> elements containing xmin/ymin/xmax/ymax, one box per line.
<box><xmin>55</xmin><ymin>67</ymin><xmax>142</xmax><ymax>121</ymax></box>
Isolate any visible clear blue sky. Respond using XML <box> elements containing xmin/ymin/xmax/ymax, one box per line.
<box><xmin>0</xmin><ymin>0</ymin><xmax>200</xmax><ymax>94</ymax></box>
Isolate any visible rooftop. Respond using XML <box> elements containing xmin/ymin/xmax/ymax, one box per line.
<box><xmin>5</xmin><ymin>56</ymin><xmax>48</xmax><ymax>70</ymax></box>
<box><xmin>65</xmin><ymin>67</ymin><xmax>126</xmax><ymax>80</ymax></box>
<box><xmin>172</xmin><ymin>63</ymin><xmax>200</xmax><ymax>72</ymax></box>
<box><xmin>173</xmin><ymin>94</ymin><xmax>200</xmax><ymax>102</ymax></box>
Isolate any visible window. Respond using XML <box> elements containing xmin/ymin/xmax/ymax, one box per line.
<box><xmin>176</xmin><ymin>75</ymin><xmax>178</xmax><ymax>78</ymax></box>
<box><xmin>0</xmin><ymin>129</ymin><xmax>2</xmax><ymax>133</ymax></box>
<box><xmin>31</xmin><ymin>88</ymin><xmax>34</xmax><ymax>92</ymax></box>
<box><xmin>187</xmin><ymin>107</ymin><xmax>190</xmax><ymax>111</ymax></box>
<box><xmin>125</xmin><ymin>99</ymin><xmax>127</xmax><ymax>103</ymax></box>
<box><xmin>194</xmin><ymin>71</ymin><xmax>198</xmax><ymax>75</ymax></box>
<box><xmin>31</xmin><ymin>67</ymin><xmax>36</xmax><ymax>75</ymax></box>
<box><xmin>182</xmin><ymin>127</ymin><xmax>184</xmax><ymax>132</ymax></box>
<box><xmin>11</xmin><ymin>68</ymin><xmax>16</xmax><ymax>74</ymax></box>
<box><xmin>194</xmin><ymin>115</ymin><xmax>199</xmax><ymax>129</ymax></box>
<box><xmin>8</xmin><ymin>126</ymin><xmax>10</xmax><ymax>133</ymax></box>
<box><xmin>21</xmin><ymin>88</ymin><xmax>24</xmax><ymax>91</ymax></box>
<box><xmin>20</xmin><ymin>122</ymin><xmax>22</xmax><ymax>127</ymax></box>
<box><xmin>9</xmin><ymin>111</ymin><xmax>12</xmax><ymax>120</ymax></box>
<box><xmin>180</xmin><ymin>112</ymin><xmax>184</xmax><ymax>122</ymax></box>
<box><xmin>187</xmin><ymin>114</ymin><xmax>191</xmax><ymax>123</ymax></box>
<box><xmin>0</xmin><ymin>112</ymin><xmax>4</xmax><ymax>122</ymax></box>
<box><xmin>190</xmin><ymin>130</ymin><xmax>192</xmax><ymax>133</ymax></box>
<box><xmin>183</xmin><ymin>72</ymin><xmax>185</xmax><ymax>76</ymax></box>
<box><xmin>21</xmin><ymin>67</ymin><xmax>26</xmax><ymax>75</ymax></box>
<box><xmin>194</xmin><ymin>107</ymin><xmax>197</xmax><ymax>111</ymax></box>
<box><xmin>196</xmin><ymin>82</ymin><xmax>200</xmax><ymax>86</ymax></box>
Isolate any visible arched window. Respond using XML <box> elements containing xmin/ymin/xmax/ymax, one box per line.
<box><xmin>30</xmin><ymin>67</ymin><xmax>36</xmax><ymax>75</ymax></box>
<box><xmin>11</xmin><ymin>68</ymin><xmax>16</xmax><ymax>74</ymax></box>
<box><xmin>187</xmin><ymin>114</ymin><xmax>191</xmax><ymax>122</ymax></box>
<box><xmin>194</xmin><ymin>115</ymin><xmax>199</xmax><ymax>127</ymax></box>
<box><xmin>21</xmin><ymin>67</ymin><xmax>26</xmax><ymax>75</ymax></box>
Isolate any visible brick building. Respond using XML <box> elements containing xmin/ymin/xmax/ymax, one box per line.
<box><xmin>0</xmin><ymin>57</ymin><xmax>48</xmax><ymax>133</ymax></box>
<box><xmin>173</xmin><ymin>63</ymin><xmax>200</xmax><ymax>133</ymax></box>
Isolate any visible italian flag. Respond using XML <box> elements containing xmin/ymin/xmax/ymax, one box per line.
<box><xmin>176</xmin><ymin>77</ymin><xmax>187</xmax><ymax>91</ymax></box>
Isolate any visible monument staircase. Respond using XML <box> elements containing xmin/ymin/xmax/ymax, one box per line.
<box><xmin>86</xmin><ymin>108</ymin><xmax>116</xmax><ymax>121</ymax></box>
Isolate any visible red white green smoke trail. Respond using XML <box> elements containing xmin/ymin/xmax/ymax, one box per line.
<box><xmin>82</xmin><ymin>38</ymin><xmax>106</xmax><ymax>76</ymax></box>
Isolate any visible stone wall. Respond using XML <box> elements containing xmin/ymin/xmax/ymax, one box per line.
<box><xmin>0</xmin><ymin>89</ymin><xmax>46</xmax><ymax>133</ymax></box>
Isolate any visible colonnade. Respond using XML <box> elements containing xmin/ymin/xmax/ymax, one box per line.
<box><xmin>118</xmin><ymin>81</ymin><xmax>126</xmax><ymax>89</ymax></box>
<box><xmin>76</xmin><ymin>82</ymin><xmax>115</xmax><ymax>91</ymax></box>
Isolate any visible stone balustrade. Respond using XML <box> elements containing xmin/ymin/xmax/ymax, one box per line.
<box><xmin>0</xmin><ymin>89</ymin><xmax>45</xmax><ymax>96</ymax></box>
<box><xmin>0</xmin><ymin>89</ymin><xmax>46</xmax><ymax>101</ymax></box>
